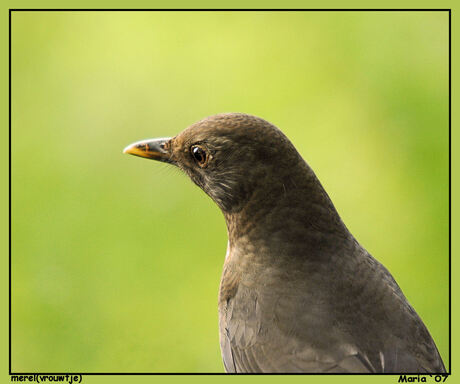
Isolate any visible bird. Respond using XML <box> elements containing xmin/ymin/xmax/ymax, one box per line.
<box><xmin>123</xmin><ymin>113</ymin><xmax>446</xmax><ymax>373</ymax></box>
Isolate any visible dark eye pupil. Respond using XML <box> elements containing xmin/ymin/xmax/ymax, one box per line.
<box><xmin>192</xmin><ymin>146</ymin><xmax>206</xmax><ymax>163</ymax></box>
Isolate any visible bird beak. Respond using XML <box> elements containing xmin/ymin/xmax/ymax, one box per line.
<box><xmin>123</xmin><ymin>137</ymin><xmax>174</xmax><ymax>164</ymax></box>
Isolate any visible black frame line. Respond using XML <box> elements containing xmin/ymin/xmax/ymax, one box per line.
<box><xmin>7</xmin><ymin>8</ymin><xmax>453</xmax><ymax>11</ymax></box>
<box><xmin>8</xmin><ymin>7</ymin><xmax>452</xmax><ymax>377</ymax></box>
<box><xmin>448</xmin><ymin>8</ymin><xmax>452</xmax><ymax>375</ymax></box>
<box><xmin>8</xmin><ymin>5</ymin><xmax>12</xmax><ymax>378</ymax></box>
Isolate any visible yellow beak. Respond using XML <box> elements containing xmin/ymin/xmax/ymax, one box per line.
<box><xmin>123</xmin><ymin>137</ymin><xmax>174</xmax><ymax>164</ymax></box>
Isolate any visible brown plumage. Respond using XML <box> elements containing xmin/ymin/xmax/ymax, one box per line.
<box><xmin>124</xmin><ymin>113</ymin><xmax>445</xmax><ymax>373</ymax></box>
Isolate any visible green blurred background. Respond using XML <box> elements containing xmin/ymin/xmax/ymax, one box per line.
<box><xmin>11</xmin><ymin>11</ymin><xmax>448</xmax><ymax>372</ymax></box>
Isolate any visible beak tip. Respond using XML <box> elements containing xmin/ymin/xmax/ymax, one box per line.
<box><xmin>123</xmin><ymin>144</ymin><xmax>135</xmax><ymax>155</ymax></box>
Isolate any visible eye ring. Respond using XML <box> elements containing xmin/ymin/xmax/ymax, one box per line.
<box><xmin>190</xmin><ymin>145</ymin><xmax>209</xmax><ymax>167</ymax></box>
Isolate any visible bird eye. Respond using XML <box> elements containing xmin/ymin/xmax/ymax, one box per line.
<box><xmin>191</xmin><ymin>145</ymin><xmax>208</xmax><ymax>167</ymax></box>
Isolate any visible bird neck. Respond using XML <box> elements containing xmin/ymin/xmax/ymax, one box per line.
<box><xmin>223</xmin><ymin>165</ymin><xmax>351</xmax><ymax>259</ymax></box>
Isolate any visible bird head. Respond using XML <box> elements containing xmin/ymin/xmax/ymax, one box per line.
<box><xmin>124</xmin><ymin>113</ymin><xmax>307</xmax><ymax>214</ymax></box>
